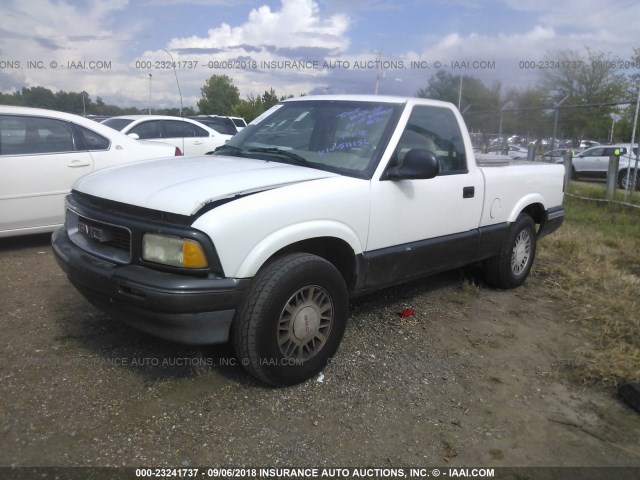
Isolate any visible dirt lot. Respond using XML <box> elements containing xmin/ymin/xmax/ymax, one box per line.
<box><xmin>1</xmin><ymin>233</ymin><xmax>639</xmax><ymax>468</ymax></box>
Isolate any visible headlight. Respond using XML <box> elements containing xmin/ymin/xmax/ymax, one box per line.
<box><xmin>142</xmin><ymin>233</ymin><xmax>208</xmax><ymax>269</ymax></box>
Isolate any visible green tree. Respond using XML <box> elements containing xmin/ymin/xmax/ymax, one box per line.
<box><xmin>231</xmin><ymin>89</ymin><xmax>289</xmax><ymax>122</ymax></box>
<box><xmin>197</xmin><ymin>74</ymin><xmax>240</xmax><ymax>115</ymax></box>
<box><xmin>538</xmin><ymin>48</ymin><xmax>630</xmax><ymax>141</ymax></box>
<box><xmin>55</xmin><ymin>90</ymin><xmax>91</xmax><ymax>114</ymax></box>
<box><xmin>19</xmin><ymin>86</ymin><xmax>57</xmax><ymax>109</ymax></box>
<box><xmin>504</xmin><ymin>87</ymin><xmax>549</xmax><ymax>140</ymax></box>
<box><xmin>157</xmin><ymin>107</ymin><xmax>196</xmax><ymax>117</ymax></box>
<box><xmin>261</xmin><ymin>88</ymin><xmax>279</xmax><ymax>110</ymax></box>
<box><xmin>232</xmin><ymin>94</ymin><xmax>265</xmax><ymax>123</ymax></box>
<box><xmin>0</xmin><ymin>90</ymin><xmax>23</xmax><ymax>105</ymax></box>
<box><xmin>417</xmin><ymin>71</ymin><xmax>503</xmax><ymax>133</ymax></box>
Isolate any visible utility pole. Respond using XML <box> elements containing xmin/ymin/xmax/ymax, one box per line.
<box><xmin>148</xmin><ymin>74</ymin><xmax>152</xmax><ymax>115</ymax></box>
<box><xmin>551</xmin><ymin>94</ymin><xmax>570</xmax><ymax>151</ymax></box>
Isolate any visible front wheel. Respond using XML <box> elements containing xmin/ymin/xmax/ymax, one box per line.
<box><xmin>483</xmin><ymin>214</ymin><xmax>537</xmax><ymax>289</ymax></box>
<box><xmin>570</xmin><ymin>165</ymin><xmax>578</xmax><ymax>180</ymax></box>
<box><xmin>231</xmin><ymin>253</ymin><xmax>349</xmax><ymax>386</ymax></box>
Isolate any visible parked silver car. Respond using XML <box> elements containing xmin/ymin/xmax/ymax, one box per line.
<box><xmin>572</xmin><ymin>144</ymin><xmax>639</xmax><ymax>189</ymax></box>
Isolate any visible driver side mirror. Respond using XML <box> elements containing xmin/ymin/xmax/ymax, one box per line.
<box><xmin>386</xmin><ymin>149</ymin><xmax>440</xmax><ymax>180</ymax></box>
<box><xmin>127</xmin><ymin>133</ymin><xmax>140</xmax><ymax>140</ymax></box>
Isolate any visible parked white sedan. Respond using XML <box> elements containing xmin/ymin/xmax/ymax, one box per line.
<box><xmin>0</xmin><ymin>106</ymin><xmax>180</xmax><ymax>238</ymax></box>
<box><xmin>102</xmin><ymin>115</ymin><xmax>231</xmax><ymax>156</ymax></box>
<box><xmin>486</xmin><ymin>144</ymin><xmax>529</xmax><ymax>159</ymax></box>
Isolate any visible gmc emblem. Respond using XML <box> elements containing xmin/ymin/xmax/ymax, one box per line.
<box><xmin>78</xmin><ymin>221</ymin><xmax>113</xmax><ymax>243</ymax></box>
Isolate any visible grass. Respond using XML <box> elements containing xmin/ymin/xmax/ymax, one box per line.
<box><xmin>567</xmin><ymin>179</ymin><xmax>640</xmax><ymax>206</ymax></box>
<box><xmin>535</xmin><ymin>186</ymin><xmax>640</xmax><ymax>387</ymax></box>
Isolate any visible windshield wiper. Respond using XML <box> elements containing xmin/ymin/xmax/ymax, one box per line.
<box><xmin>248</xmin><ymin>147</ymin><xmax>312</xmax><ymax>167</ymax></box>
<box><xmin>212</xmin><ymin>144</ymin><xmax>245</xmax><ymax>156</ymax></box>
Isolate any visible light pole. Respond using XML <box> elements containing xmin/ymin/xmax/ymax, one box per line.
<box><xmin>82</xmin><ymin>91</ymin><xmax>87</xmax><ymax>116</ymax></box>
<box><xmin>609</xmin><ymin>113</ymin><xmax>620</xmax><ymax>143</ymax></box>
<box><xmin>164</xmin><ymin>49</ymin><xmax>183</xmax><ymax>116</ymax></box>
<box><xmin>373</xmin><ymin>49</ymin><xmax>383</xmax><ymax>95</ymax></box>
<box><xmin>148</xmin><ymin>74</ymin><xmax>152</xmax><ymax>114</ymax></box>
<box><xmin>551</xmin><ymin>94</ymin><xmax>570</xmax><ymax>151</ymax></box>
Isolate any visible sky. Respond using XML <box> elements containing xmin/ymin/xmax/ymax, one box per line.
<box><xmin>0</xmin><ymin>0</ymin><xmax>639</xmax><ymax>110</ymax></box>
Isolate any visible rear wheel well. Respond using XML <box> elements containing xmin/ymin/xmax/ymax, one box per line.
<box><xmin>267</xmin><ymin>238</ymin><xmax>358</xmax><ymax>292</ymax></box>
<box><xmin>521</xmin><ymin>203</ymin><xmax>544</xmax><ymax>233</ymax></box>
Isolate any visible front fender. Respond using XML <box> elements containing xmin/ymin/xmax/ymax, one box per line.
<box><xmin>233</xmin><ymin>220</ymin><xmax>364</xmax><ymax>278</ymax></box>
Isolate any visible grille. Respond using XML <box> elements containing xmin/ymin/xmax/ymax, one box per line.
<box><xmin>76</xmin><ymin>216</ymin><xmax>130</xmax><ymax>251</ymax></box>
<box><xmin>67</xmin><ymin>209</ymin><xmax>132</xmax><ymax>264</ymax></box>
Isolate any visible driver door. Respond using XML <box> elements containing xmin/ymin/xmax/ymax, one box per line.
<box><xmin>366</xmin><ymin>105</ymin><xmax>484</xmax><ymax>287</ymax></box>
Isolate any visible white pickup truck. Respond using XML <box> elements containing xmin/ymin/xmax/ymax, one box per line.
<box><xmin>52</xmin><ymin>95</ymin><xmax>565</xmax><ymax>386</ymax></box>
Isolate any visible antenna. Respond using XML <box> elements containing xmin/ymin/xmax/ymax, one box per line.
<box><xmin>164</xmin><ymin>49</ymin><xmax>184</xmax><ymax>116</ymax></box>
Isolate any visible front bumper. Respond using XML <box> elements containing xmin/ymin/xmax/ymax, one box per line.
<box><xmin>52</xmin><ymin>227</ymin><xmax>250</xmax><ymax>345</ymax></box>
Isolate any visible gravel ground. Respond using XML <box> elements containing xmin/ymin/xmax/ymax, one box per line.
<box><xmin>1</xmin><ymin>233</ymin><xmax>639</xmax><ymax>469</ymax></box>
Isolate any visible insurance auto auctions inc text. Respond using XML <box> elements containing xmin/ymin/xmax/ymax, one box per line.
<box><xmin>196</xmin><ymin>467</ymin><xmax>496</xmax><ymax>478</ymax></box>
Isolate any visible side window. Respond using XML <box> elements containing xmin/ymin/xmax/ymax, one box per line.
<box><xmin>0</xmin><ymin>115</ymin><xmax>74</xmax><ymax>155</ymax></box>
<box><xmin>129</xmin><ymin>120</ymin><xmax>162</xmax><ymax>140</ymax></box>
<box><xmin>76</xmin><ymin>125</ymin><xmax>110</xmax><ymax>151</ymax></box>
<box><xmin>585</xmin><ymin>148</ymin><xmax>603</xmax><ymax>157</ymax></box>
<box><xmin>192</xmin><ymin>124</ymin><xmax>210</xmax><ymax>137</ymax></box>
<box><xmin>209</xmin><ymin>122</ymin><xmax>235</xmax><ymax>135</ymax></box>
<box><xmin>395</xmin><ymin>105</ymin><xmax>467</xmax><ymax>175</ymax></box>
<box><xmin>603</xmin><ymin>147</ymin><xmax>626</xmax><ymax>156</ymax></box>
<box><xmin>163</xmin><ymin>120</ymin><xmax>195</xmax><ymax>138</ymax></box>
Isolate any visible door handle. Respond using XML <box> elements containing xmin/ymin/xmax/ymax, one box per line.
<box><xmin>463</xmin><ymin>186</ymin><xmax>475</xmax><ymax>198</ymax></box>
<box><xmin>193</xmin><ymin>141</ymin><xmax>203</xmax><ymax>145</ymax></box>
<box><xmin>67</xmin><ymin>160</ymin><xmax>92</xmax><ymax>168</ymax></box>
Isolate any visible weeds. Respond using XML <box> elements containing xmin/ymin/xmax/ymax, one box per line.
<box><xmin>536</xmin><ymin>188</ymin><xmax>640</xmax><ymax>387</ymax></box>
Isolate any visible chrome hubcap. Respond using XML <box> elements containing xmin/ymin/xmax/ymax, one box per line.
<box><xmin>278</xmin><ymin>285</ymin><xmax>333</xmax><ymax>360</ymax></box>
<box><xmin>511</xmin><ymin>230</ymin><xmax>531</xmax><ymax>275</ymax></box>
<box><xmin>621</xmin><ymin>172</ymin><xmax>637</xmax><ymax>190</ymax></box>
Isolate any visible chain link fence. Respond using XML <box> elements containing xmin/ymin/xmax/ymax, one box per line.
<box><xmin>464</xmin><ymin>102</ymin><xmax>640</xmax><ymax>208</ymax></box>
<box><xmin>556</xmin><ymin>152</ymin><xmax>640</xmax><ymax>208</ymax></box>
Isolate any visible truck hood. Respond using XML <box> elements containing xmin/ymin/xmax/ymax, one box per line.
<box><xmin>73</xmin><ymin>155</ymin><xmax>338</xmax><ymax>216</ymax></box>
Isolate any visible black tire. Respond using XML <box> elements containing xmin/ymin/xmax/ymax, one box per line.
<box><xmin>231</xmin><ymin>253</ymin><xmax>348</xmax><ymax>386</ymax></box>
<box><xmin>618</xmin><ymin>169</ymin><xmax>639</xmax><ymax>190</ymax></box>
<box><xmin>618</xmin><ymin>382</ymin><xmax>640</xmax><ymax>413</ymax></box>
<box><xmin>483</xmin><ymin>214</ymin><xmax>537</xmax><ymax>289</ymax></box>
<box><xmin>570</xmin><ymin>165</ymin><xmax>578</xmax><ymax>180</ymax></box>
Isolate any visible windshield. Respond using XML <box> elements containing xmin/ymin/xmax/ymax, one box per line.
<box><xmin>215</xmin><ymin>100</ymin><xmax>402</xmax><ymax>178</ymax></box>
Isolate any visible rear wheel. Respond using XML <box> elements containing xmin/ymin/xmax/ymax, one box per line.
<box><xmin>483</xmin><ymin>214</ymin><xmax>537</xmax><ymax>289</ymax></box>
<box><xmin>618</xmin><ymin>169</ymin><xmax>639</xmax><ymax>190</ymax></box>
<box><xmin>232</xmin><ymin>253</ymin><xmax>348</xmax><ymax>386</ymax></box>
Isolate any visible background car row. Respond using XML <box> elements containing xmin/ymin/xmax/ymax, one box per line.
<box><xmin>1</xmin><ymin>107</ymin><xmax>250</xmax><ymax>238</ymax></box>
<box><xmin>101</xmin><ymin>115</ymin><xmax>232</xmax><ymax>156</ymax></box>
<box><xmin>0</xmin><ymin>106</ymin><xmax>182</xmax><ymax>237</ymax></box>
